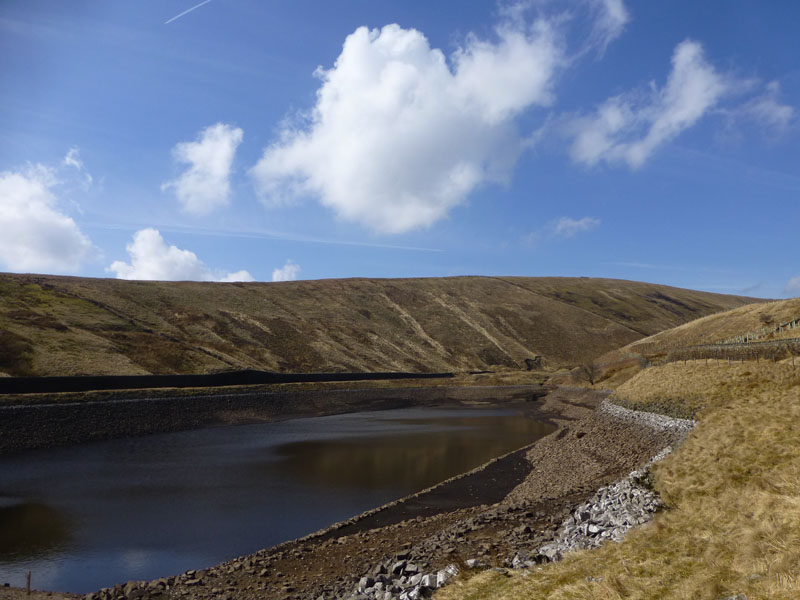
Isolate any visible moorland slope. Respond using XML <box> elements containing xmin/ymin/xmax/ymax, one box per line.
<box><xmin>621</xmin><ymin>296</ymin><xmax>800</xmax><ymax>354</ymax></box>
<box><xmin>0</xmin><ymin>273</ymin><xmax>757</xmax><ymax>377</ymax></box>
<box><xmin>441</xmin><ymin>304</ymin><xmax>800</xmax><ymax>599</ymax></box>
<box><xmin>586</xmin><ymin>297</ymin><xmax>800</xmax><ymax>389</ymax></box>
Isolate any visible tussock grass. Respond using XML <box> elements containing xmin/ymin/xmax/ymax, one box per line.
<box><xmin>614</xmin><ymin>361</ymin><xmax>799</xmax><ymax>418</ymax></box>
<box><xmin>437</xmin><ymin>362</ymin><xmax>800</xmax><ymax>600</ymax></box>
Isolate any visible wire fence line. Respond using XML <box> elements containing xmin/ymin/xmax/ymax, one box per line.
<box><xmin>666</xmin><ymin>338</ymin><xmax>800</xmax><ymax>366</ymax></box>
<box><xmin>626</xmin><ymin>316</ymin><xmax>800</xmax><ymax>357</ymax></box>
<box><xmin>719</xmin><ymin>317</ymin><xmax>800</xmax><ymax>345</ymax></box>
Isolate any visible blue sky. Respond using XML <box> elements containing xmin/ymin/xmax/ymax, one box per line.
<box><xmin>1</xmin><ymin>1</ymin><xmax>798</xmax><ymax>298</ymax></box>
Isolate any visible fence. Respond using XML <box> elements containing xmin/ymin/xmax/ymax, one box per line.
<box><xmin>719</xmin><ymin>316</ymin><xmax>800</xmax><ymax>345</ymax></box>
<box><xmin>666</xmin><ymin>338</ymin><xmax>800</xmax><ymax>365</ymax></box>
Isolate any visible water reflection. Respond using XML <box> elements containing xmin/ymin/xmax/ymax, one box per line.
<box><xmin>0</xmin><ymin>500</ymin><xmax>72</xmax><ymax>561</ymax></box>
<box><xmin>0</xmin><ymin>406</ymin><xmax>551</xmax><ymax>593</ymax></box>
<box><xmin>267</xmin><ymin>415</ymin><xmax>552</xmax><ymax>490</ymax></box>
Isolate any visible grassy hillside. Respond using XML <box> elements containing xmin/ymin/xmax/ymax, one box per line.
<box><xmin>619</xmin><ymin>297</ymin><xmax>800</xmax><ymax>357</ymax></box>
<box><xmin>440</xmin><ymin>361</ymin><xmax>800</xmax><ymax>600</ymax></box>
<box><xmin>0</xmin><ymin>273</ymin><xmax>756</xmax><ymax>377</ymax></box>
<box><xmin>439</xmin><ymin>299</ymin><xmax>800</xmax><ymax>599</ymax></box>
<box><xmin>584</xmin><ymin>297</ymin><xmax>800</xmax><ymax>389</ymax></box>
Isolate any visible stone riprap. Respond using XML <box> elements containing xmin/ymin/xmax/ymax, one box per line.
<box><xmin>531</xmin><ymin>447</ymin><xmax>672</xmax><ymax>565</ymax></box>
<box><xmin>597</xmin><ymin>399</ymin><xmax>697</xmax><ymax>434</ymax></box>
<box><xmin>345</xmin><ymin>560</ymin><xmax>459</xmax><ymax>600</ymax></box>
<box><xmin>342</xmin><ymin>400</ymin><xmax>697</xmax><ymax>598</ymax></box>
<box><xmin>521</xmin><ymin>403</ymin><xmax>695</xmax><ymax>567</ymax></box>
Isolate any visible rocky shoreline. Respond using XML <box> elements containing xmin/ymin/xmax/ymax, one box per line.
<box><xmin>1</xmin><ymin>387</ymin><xmax>691</xmax><ymax>600</ymax></box>
<box><xmin>333</xmin><ymin>400</ymin><xmax>696</xmax><ymax>599</ymax></box>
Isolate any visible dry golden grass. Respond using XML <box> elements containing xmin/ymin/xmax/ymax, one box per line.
<box><xmin>592</xmin><ymin>298</ymin><xmax>800</xmax><ymax>392</ymax></box>
<box><xmin>0</xmin><ymin>273</ymin><xmax>754</xmax><ymax>377</ymax></box>
<box><xmin>437</xmin><ymin>362</ymin><xmax>800</xmax><ymax>600</ymax></box>
<box><xmin>614</xmin><ymin>361</ymin><xmax>799</xmax><ymax>418</ymax></box>
<box><xmin>620</xmin><ymin>298</ymin><xmax>800</xmax><ymax>356</ymax></box>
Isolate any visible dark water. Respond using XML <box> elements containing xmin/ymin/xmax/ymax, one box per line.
<box><xmin>0</xmin><ymin>406</ymin><xmax>551</xmax><ymax>593</ymax></box>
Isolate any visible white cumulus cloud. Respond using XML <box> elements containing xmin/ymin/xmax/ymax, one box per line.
<box><xmin>0</xmin><ymin>165</ymin><xmax>93</xmax><ymax>273</ymax></box>
<box><xmin>108</xmin><ymin>228</ymin><xmax>254</xmax><ymax>282</ymax></box>
<box><xmin>163</xmin><ymin>123</ymin><xmax>243</xmax><ymax>216</ymax></box>
<box><xmin>570</xmin><ymin>40</ymin><xmax>731</xmax><ymax>168</ymax></box>
<box><xmin>272</xmin><ymin>260</ymin><xmax>300</xmax><ymax>282</ymax></box>
<box><xmin>251</xmin><ymin>14</ymin><xmax>565</xmax><ymax>234</ymax></box>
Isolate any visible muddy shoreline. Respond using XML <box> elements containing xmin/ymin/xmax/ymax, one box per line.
<box><xmin>0</xmin><ymin>385</ymin><xmax>683</xmax><ymax>600</ymax></box>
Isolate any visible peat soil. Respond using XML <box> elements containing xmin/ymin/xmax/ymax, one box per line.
<box><xmin>0</xmin><ymin>386</ymin><xmax>682</xmax><ymax>600</ymax></box>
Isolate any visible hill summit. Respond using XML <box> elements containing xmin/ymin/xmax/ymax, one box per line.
<box><xmin>0</xmin><ymin>273</ymin><xmax>757</xmax><ymax>377</ymax></box>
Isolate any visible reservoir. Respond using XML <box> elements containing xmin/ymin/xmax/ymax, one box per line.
<box><xmin>0</xmin><ymin>406</ymin><xmax>552</xmax><ymax>593</ymax></box>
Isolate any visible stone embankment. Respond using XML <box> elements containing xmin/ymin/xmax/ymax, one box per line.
<box><xmin>531</xmin><ymin>446</ymin><xmax>674</xmax><ymax>565</ymax></box>
<box><xmin>343</xmin><ymin>400</ymin><xmax>697</xmax><ymax>598</ymax></box>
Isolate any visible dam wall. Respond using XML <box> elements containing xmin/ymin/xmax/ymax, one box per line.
<box><xmin>0</xmin><ymin>385</ymin><xmax>547</xmax><ymax>454</ymax></box>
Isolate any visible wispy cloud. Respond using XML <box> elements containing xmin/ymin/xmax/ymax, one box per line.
<box><xmin>569</xmin><ymin>40</ymin><xmax>732</xmax><ymax>168</ymax></box>
<box><xmin>87</xmin><ymin>223</ymin><xmax>443</xmax><ymax>253</ymax></box>
<box><xmin>720</xmin><ymin>80</ymin><xmax>795</xmax><ymax>140</ymax></box>
<box><xmin>525</xmin><ymin>216</ymin><xmax>600</xmax><ymax>245</ymax></box>
<box><xmin>165</xmin><ymin>0</ymin><xmax>213</xmax><ymax>25</ymax></box>
<box><xmin>551</xmin><ymin>216</ymin><xmax>601</xmax><ymax>238</ymax></box>
<box><xmin>739</xmin><ymin>282</ymin><xmax>764</xmax><ymax>295</ymax></box>
<box><xmin>62</xmin><ymin>147</ymin><xmax>93</xmax><ymax>189</ymax></box>
<box><xmin>785</xmin><ymin>276</ymin><xmax>800</xmax><ymax>297</ymax></box>
<box><xmin>589</xmin><ymin>0</ymin><xmax>630</xmax><ymax>53</ymax></box>
<box><xmin>670</xmin><ymin>147</ymin><xmax>800</xmax><ymax>193</ymax></box>
<box><xmin>612</xmin><ymin>261</ymin><xmax>735</xmax><ymax>274</ymax></box>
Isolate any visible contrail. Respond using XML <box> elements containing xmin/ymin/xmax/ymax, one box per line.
<box><xmin>164</xmin><ymin>0</ymin><xmax>213</xmax><ymax>25</ymax></box>
<box><xmin>87</xmin><ymin>223</ymin><xmax>443</xmax><ymax>253</ymax></box>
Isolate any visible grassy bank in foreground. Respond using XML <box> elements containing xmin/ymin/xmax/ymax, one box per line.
<box><xmin>437</xmin><ymin>362</ymin><xmax>800</xmax><ymax>600</ymax></box>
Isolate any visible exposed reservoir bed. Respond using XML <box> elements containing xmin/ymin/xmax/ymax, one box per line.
<box><xmin>0</xmin><ymin>406</ymin><xmax>552</xmax><ymax>593</ymax></box>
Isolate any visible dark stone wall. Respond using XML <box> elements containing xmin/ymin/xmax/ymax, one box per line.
<box><xmin>0</xmin><ymin>370</ymin><xmax>454</xmax><ymax>395</ymax></box>
<box><xmin>0</xmin><ymin>385</ymin><xmax>547</xmax><ymax>454</ymax></box>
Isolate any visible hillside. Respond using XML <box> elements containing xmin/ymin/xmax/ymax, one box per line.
<box><xmin>622</xmin><ymin>296</ymin><xmax>800</xmax><ymax>353</ymax></box>
<box><xmin>440</xmin><ymin>311</ymin><xmax>800</xmax><ymax>599</ymax></box>
<box><xmin>0</xmin><ymin>273</ymin><xmax>757</xmax><ymax>377</ymax></box>
<box><xmin>574</xmin><ymin>297</ymin><xmax>800</xmax><ymax>390</ymax></box>
<box><xmin>592</xmin><ymin>296</ymin><xmax>800</xmax><ymax>373</ymax></box>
